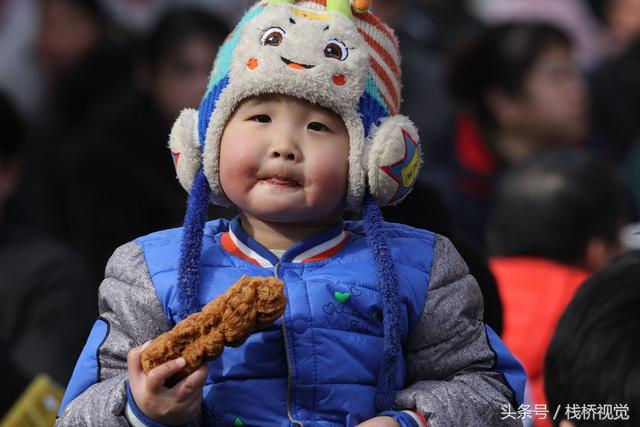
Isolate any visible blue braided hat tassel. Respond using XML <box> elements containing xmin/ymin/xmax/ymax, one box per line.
<box><xmin>177</xmin><ymin>168</ymin><xmax>211</xmax><ymax>318</ymax></box>
<box><xmin>362</xmin><ymin>193</ymin><xmax>402</xmax><ymax>411</ymax></box>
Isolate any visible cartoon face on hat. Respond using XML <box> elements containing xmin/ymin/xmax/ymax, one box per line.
<box><xmin>169</xmin><ymin>0</ymin><xmax>422</xmax><ymax>210</ymax></box>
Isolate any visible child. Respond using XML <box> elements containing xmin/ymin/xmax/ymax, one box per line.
<box><xmin>56</xmin><ymin>1</ymin><xmax>525</xmax><ymax>426</ymax></box>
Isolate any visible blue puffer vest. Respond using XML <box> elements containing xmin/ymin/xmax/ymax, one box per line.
<box><xmin>138</xmin><ymin>218</ymin><xmax>436</xmax><ymax>426</ymax></box>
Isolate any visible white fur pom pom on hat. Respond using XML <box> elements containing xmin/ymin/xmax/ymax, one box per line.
<box><xmin>168</xmin><ymin>108</ymin><xmax>201</xmax><ymax>194</ymax></box>
<box><xmin>365</xmin><ymin>115</ymin><xmax>421</xmax><ymax>206</ymax></box>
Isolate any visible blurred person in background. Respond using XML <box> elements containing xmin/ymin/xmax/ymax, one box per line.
<box><xmin>544</xmin><ymin>250</ymin><xmax>640</xmax><ymax>427</ymax></box>
<box><xmin>0</xmin><ymin>91</ymin><xmax>95</xmax><ymax>416</ymax></box>
<box><xmin>0</xmin><ymin>0</ymin><xmax>128</xmax><ymax>125</ymax></box>
<box><xmin>426</xmin><ymin>22</ymin><xmax>589</xmax><ymax>252</ymax></box>
<box><xmin>134</xmin><ymin>7</ymin><xmax>228</xmax><ymax>123</ymax></box>
<box><xmin>24</xmin><ymin>6</ymin><xmax>230</xmax><ymax>283</ymax></box>
<box><xmin>469</xmin><ymin>0</ymin><xmax>606</xmax><ymax>69</ymax></box>
<box><xmin>587</xmin><ymin>0</ymin><xmax>640</xmax><ymax>173</ymax></box>
<box><xmin>487</xmin><ymin>149</ymin><xmax>629</xmax><ymax>427</ymax></box>
<box><xmin>586</xmin><ymin>0</ymin><xmax>640</xmax><ymax>221</ymax></box>
<box><xmin>35</xmin><ymin>0</ymin><xmax>133</xmax><ymax>136</ymax></box>
<box><xmin>37</xmin><ymin>0</ymin><xmax>104</xmax><ymax>84</ymax></box>
<box><xmin>12</xmin><ymin>0</ymin><xmax>133</xmax><ymax>227</ymax></box>
<box><xmin>585</xmin><ymin>0</ymin><xmax>640</xmax><ymax>238</ymax></box>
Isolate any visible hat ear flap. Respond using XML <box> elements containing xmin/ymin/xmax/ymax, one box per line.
<box><xmin>169</xmin><ymin>108</ymin><xmax>202</xmax><ymax>193</ymax></box>
<box><xmin>365</xmin><ymin>115</ymin><xmax>422</xmax><ymax>206</ymax></box>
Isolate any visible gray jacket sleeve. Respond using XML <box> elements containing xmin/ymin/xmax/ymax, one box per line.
<box><xmin>395</xmin><ymin>235</ymin><xmax>522</xmax><ymax>427</ymax></box>
<box><xmin>55</xmin><ymin>241</ymin><xmax>172</xmax><ymax>427</ymax></box>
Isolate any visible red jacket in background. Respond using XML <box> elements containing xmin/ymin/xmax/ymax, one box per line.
<box><xmin>490</xmin><ymin>257</ymin><xmax>589</xmax><ymax>427</ymax></box>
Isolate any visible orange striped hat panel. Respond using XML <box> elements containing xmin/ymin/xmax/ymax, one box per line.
<box><xmin>286</xmin><ymin>0</ymin><xmax>402</xmax><ymax>114</ymax></box>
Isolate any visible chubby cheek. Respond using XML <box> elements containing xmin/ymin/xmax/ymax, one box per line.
<box><xmin>219</xmin><ymin>142</ymin><xmax>258</xmax><ymax>202</ymax></box>
<box><xmin>307</xmin><ymin>156</ymin><xmax>349</xmax><ymax>206</ymax></box>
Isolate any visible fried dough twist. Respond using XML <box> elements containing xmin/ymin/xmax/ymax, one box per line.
<box><xmin>140</xmin><ymin>275</ymin><xmax>287</xmax><ymax>382</ymax></box>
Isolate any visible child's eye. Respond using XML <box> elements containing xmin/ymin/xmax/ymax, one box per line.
<box><xmin>308</xmin><ymin>122</ymin><xmax>328</xmax><ymax>132</ymax></box>
<box><xmin>252</xmin><ymin>115</ymin><xmax>271</xmax><ymax>123</ymax></box>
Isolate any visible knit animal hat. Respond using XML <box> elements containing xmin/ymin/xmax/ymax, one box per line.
<box><xmin>169</xmin><ymin>0</ymin><xmax>422</xmax><ymax>411</ymax></box>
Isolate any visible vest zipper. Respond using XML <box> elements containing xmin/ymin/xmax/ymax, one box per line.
<box><xmin>275</xmin><ymin>262</ymin><xmax>305</xmax><ymax>427</ymax></box>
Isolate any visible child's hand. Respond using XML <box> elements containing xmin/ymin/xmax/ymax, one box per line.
<box><xmin>356</xmin><ymin>416</ymin><xmax>401</xmax><ymax>427</ymax></box>
<box><xmin>127</xmin><ymin>343</ymin><xmax>208</xmax><ymax>425</ymax></box>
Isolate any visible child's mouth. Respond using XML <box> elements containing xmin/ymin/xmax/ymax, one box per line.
<box><xmin>264</xmin><ymin>176</ymin><xmax>300</xmax><ymax>187</ymax></box>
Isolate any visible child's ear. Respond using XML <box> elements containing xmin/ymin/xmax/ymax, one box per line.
<box><xmin>364</xmin><ymin>115</ymin><xmax>422</xmax><ymax>206</ymax></box>
<box><xmin>168</xmin><ymin>109</ymin><xmax>202</xmax><ymax>193</ymax></box>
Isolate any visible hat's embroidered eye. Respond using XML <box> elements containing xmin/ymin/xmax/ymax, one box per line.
<box><xmin>261</xmin><ymin>27</ymin><xmax>285</xmax><ymax>46</ymax></box>
<box><xmin>324</xmin><ymin>39</ymin><xmax>348</xmax><ymax>61</ymax></box>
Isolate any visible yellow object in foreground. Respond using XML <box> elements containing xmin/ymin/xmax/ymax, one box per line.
<box><xmin>0</xmin><ymin>374</ymin><xmax>64</xmax><ymax>427</ymax></box>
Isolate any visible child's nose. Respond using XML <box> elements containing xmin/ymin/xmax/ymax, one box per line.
<box><xmin>270</xmin><ymin>149</ymin><xmax>296</xmax><ymax>160</ymax></box>
<box><xmin>269</xmin><ymin>140</ymin><xmax>301</xmax><ymax>161</ymax></box>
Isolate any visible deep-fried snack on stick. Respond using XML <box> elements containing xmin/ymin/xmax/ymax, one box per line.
<box><xmin>140</xmin><ymin>275</ymin><xmax>287</xmax><ymax>383</ymax></box>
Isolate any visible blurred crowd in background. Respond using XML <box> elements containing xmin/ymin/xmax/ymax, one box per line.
<box><xmin>1</xmin><ymin>0</ymin><xmax>639</xmax><ymax>426</ymax></box>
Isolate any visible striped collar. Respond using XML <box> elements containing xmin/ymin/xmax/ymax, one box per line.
<box><xmin>220</xmin><ymin>217</ymin><xmax>350</xmax><ymax>268</ymax></box>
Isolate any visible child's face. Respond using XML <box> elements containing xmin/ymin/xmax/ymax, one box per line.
<box><xmin>219</xmin><ymin>95</ymin><xmax>350</xmax><ymax>226</ymax></box>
